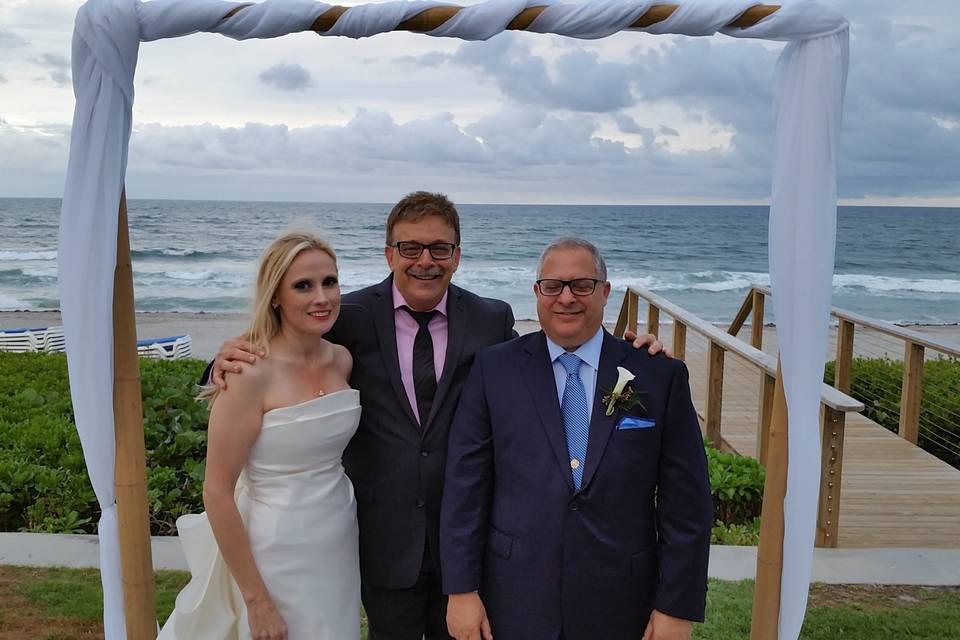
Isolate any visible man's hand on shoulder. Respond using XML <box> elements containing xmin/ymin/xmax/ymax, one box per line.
<box><xmin>624</xmin><ymin>330</ymin><xmax>673</xmax><ymax>358</ymax></box>
<box><xmin>642</xmin><ymin>609</ymin><xmax>693</xmax><ymax>640</ymax></box>
<box><xmin>446</xmin><ymin>592</ymin><xmax>493</xmax><ymax>640</ymax></box>
<box><xmin>211</xmin><ymin>337</ymin><xmax>265</xmax><ymax>390</ymax></box>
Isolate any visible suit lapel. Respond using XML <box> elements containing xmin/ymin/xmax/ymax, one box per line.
<box><xmin>370</xmin><ymin>277</ymin><xmax>419</xmax><ymax>429</ymax></box>
<box><xmin>580</xmin><ymin>331</ymin><xmax>629</xmax><ymax>491</ymax></box>
<box><xmin>424</xmin><ymin>285</ymin><xmax>465</xmax><ymax>433</ymax></box>
<box><xmin>522</xmin><ymin>332</ymin><xmax>574</xmax><ymax>490</ymax></box>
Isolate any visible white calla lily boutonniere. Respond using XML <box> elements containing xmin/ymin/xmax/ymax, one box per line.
<box><xmin>602</xmin><ymin>366</ymin><xmax>644</xmax><ymax>416</ymax></box>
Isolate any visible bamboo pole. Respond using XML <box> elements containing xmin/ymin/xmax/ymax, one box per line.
<box><xmin>750</xmin><ymin>360</ymin><xmax>788</xmax><ymax>640</ymax></box>
<box><xmin>114</xmin><ymin>190</ymin><xmax>157</xmax><ymax>639</ymax></box>
<box><xmin>307</xmin><ymin>4</ymin><xmax>781</xmax><ymax>34</ymax></box>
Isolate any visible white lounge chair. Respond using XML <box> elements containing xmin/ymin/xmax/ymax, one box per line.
<box><xmin>137</xmin><ymin>334</ymin><xmax>193</xmax><ymax>360</ymax></box>
<box><xmin>0</xmin><ymin>326</ymin><xmax>65</xmax><ymax>353</ymax></box>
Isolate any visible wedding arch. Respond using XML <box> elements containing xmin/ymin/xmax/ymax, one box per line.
<box><xmin>57</xmin><ymin>1</ymin><xmax>848</xmax><ymax>638</ymax></box>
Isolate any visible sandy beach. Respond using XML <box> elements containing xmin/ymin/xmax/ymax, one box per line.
<box><xmin>2</xmin><ymin>310</ymin><xmax>958</xmax><ymax>362</ymax></box>
<box><xmin>0</xmin><ymin>311</ymin><xmax>543</xmax><ymax>361</ymax></box>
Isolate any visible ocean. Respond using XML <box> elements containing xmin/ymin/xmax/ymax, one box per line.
<box><xmin>1</xmin><ymin>198</ymin><xmax>958</xmax><ymax>325</ymax></box>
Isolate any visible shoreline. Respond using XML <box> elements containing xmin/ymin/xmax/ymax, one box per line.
<box><xmin>4</xmin><ymin>310</ymin><xmax>959</xmax><ymax>362</ymax></box>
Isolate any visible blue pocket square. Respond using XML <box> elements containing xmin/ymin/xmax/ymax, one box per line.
<box><xmin>617</xmin><ymin>417</ymin><xmax>656</xmax><ymax>430</ymax></box>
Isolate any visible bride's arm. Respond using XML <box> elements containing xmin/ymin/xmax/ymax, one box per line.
<box><xmin>204</xmin><ymin>364</ymin><xmax>287</xmax><ymax>639</ymax></box>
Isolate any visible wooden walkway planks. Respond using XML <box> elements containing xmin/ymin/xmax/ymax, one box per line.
<box><xmin>642</xmin><ymin>322</ymin><xmax>960</xmax><ymax>549</ymax></box>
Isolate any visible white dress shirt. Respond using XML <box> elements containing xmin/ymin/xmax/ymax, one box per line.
<box><xmin>545</xmin><ymin>327</ymin><xmax>604</xmax><ymax>423</ymax></box>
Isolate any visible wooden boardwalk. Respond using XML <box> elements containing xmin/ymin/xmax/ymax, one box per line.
<box><xmin>647</xmin><ymin>323</ymin><xmax>960</xmax><ymax>549</ymax></box>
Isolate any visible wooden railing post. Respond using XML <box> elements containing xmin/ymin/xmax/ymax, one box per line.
<box><xmin>672</xmin><ymin>321</ymin><xmax>687</xmax><ymax>362</ymax></box>
<box><xmin>706</xmin><ymin>340</ymin><xmax>725</xmax><ymax>447</ymax></box>
<box><xmin>756</xmin><ymin>372</ymin><xmax>775</xmax><ymax>467</ymax></box>
<box><xmin>834</xmin><ymin>319</ymin><xmax>855</xmax><ymax>393</ymax></box>
<box><xmin>751</xmin><ymin>288</ymin><xmax>765</xmax><ymax>350</ymax></box>
<box><xmin>647</xmin><ymin>304</ymin><xmax>660</xmax><ymax>339</ymax></box>
<box><xmin>113</xmin><ymin>191</ymin><xmax>157</xmax><ymax>639</ymax></box>
<box><xmin>899</xmin><ymin>341</ymin><xmax>925</xmax><ymax>444</ymax></box>
<box><xmin>627</xmin><ymin>289</ymin><xmax>639</xmax><ymax>335</ymax></box>
<box><xmin>728</xmin><ymin>289</ymin><xmax>754</xmax><ymax>336</ymax></box>
<box><xmin>816</xmin><ymin>406</ymin><xmax>846</xmax><ymax>547</ymax></box>
<box><xmin>613</xmin><ymin>290</ymin><xmax>630</xmax><ymax>337</ymax></box>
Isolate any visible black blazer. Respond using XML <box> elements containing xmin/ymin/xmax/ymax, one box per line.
<box><xmin>440</xmin><ymin>330</ymin><xmax>712</xmax><ymax>639</ymax></box>
<box><xmin>327</xmin><ymin>275</ymin><xmax>516</xmax><ymax>589</ymax></box>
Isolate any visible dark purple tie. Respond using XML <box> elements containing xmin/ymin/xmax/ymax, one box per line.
<box><xmin>402</xmin><ymin>306</ymin><xmax>438</xmax><ymax>427</ymax></box>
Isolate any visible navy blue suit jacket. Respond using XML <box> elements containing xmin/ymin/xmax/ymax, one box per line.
<box><xmin>440</xmin><ymin>329</ymin><xmax>712</xmax><ymax>640</ymax></box>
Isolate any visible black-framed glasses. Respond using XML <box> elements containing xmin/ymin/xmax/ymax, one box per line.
<box><xmin>536</xmin><ymin>278</ymin><xmax>604</xmax><ymax>296</ymax></box>
<box><xmin>390</xmin><ymin>241</ymin><xmax>458</xmax><ymax>260</ymax></box>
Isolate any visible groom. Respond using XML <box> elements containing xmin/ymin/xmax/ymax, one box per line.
<box><xmin>210</xmin><ymin>194</ymin><xmax>668</xmax><ymax>640</ymax></box>
<box><xmin>440</xmin><ymin>237</ymin><xmax>712</xmax><ymax>640</ymax></box>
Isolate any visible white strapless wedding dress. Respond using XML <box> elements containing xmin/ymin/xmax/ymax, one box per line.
<box><xmin>159</xmin><ymin>389</ymin><xmax>362</xmax><ymax>640</ymax></box>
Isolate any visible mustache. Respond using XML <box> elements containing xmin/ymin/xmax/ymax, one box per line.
<box><xmin>407</xmin><ymin>267</ymin><xmax>445</xmax><ymax>278</ymax></box>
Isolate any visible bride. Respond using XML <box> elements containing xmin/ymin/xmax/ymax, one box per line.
<box><xmin>160</xmin><ymin>231</ymin><xmax>361</xmax><ymax>640</ymax></box>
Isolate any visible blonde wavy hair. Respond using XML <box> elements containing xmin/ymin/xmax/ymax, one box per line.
<box><xmin>199</xmin><ymin>229</ymin><xmax>337</xmax><ymax>405</ymax></box>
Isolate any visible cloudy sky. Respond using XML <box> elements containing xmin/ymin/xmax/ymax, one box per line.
<box><xmin>0</xmin><ymin>0</ymin><xmax>957</xmax><ymax>204</ymax></box>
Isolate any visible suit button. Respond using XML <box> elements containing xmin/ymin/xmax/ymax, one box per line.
<box><xmin>421</xmin><ymin>450</ymin><xmax>429</xmax><ymax>457</ymax></box>
<box><xmin>568</xmin><ymin>501</ymin><xmax>579</xmax><ymax>511</ymax></box>
<box><xmin>416</xmin><ymin>498</ymin><xmax>425</xmax><ymax>508</ymax></box>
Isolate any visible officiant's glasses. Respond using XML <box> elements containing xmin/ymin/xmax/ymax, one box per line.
<box><xmin>536</xmin><ymin>278</ymin><xmax>604</xmax><ymax>296</ymax></box>
<box><xmin>391</xmin><ymin>241</ymin><xmax>458</xmax><ymax>260</ymax></box>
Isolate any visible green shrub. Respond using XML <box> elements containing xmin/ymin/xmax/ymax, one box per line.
<box><xmin>3</xmin><ymin>351</ymin><xmax>768</xmax><ymax>543</ymax></box>
<box><xmin>824</xmin><ymin>356</ymin><xmax>960</xmax><ymax>469</ymax></box>
<box><xmin>0</xmin><ymin>352</ymin><xmax>208</xmax><ymax>534</ymax></box>
<box><xmin>711</xmin><ymin>518</ymin><xmax>761</xmax><ymax>546</ymax></box>
<box><xmin>706</xmin><ymin>444</ymin><xmax>765</xmax><ymax>525</ymax></box>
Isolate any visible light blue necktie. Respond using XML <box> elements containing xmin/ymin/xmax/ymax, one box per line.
<box><xmin>558</xmin><ymin>352</ymin><xmax>589</xmax><ymax>490</ymax></box>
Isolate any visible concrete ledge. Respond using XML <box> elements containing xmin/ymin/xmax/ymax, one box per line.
<box><xmin>0</xmin><ymin>533</ymin><xmax>188</xmax><ymax>572</ymax></box>
<box><xmin>3</xmin><ymin>533</ymin><xmax>959</xmax><ymax>585</ymax></box>
<box><xmin>708</xmin><ymin>545</ymin><xmax>960</xmax><ymax>585</ymax></box>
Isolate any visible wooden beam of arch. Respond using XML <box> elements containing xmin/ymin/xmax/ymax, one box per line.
<box><xmin>303</xmin><ymin>4</ymin><xmax>781</xmax><ymax>34</ymax></box>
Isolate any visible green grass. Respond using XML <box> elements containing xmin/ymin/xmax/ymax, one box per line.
<box><xmin>10</xmin><ymin>567</ymin><xmax>190</xmax><ymax>623</ymax></box>
<box><xmin>697</xmin><ymin>580</ymin><xmax>960</xmax><ymax>639</ymax></box>
<box><xmin>4</xmin><ymin>566</ymin><xmax>959</xmax><ymax>639</ymax></box>
<box><xmin>2</xmin><ymin>566</ymin><xmax>370</xmax><ymax>639</ymax></box>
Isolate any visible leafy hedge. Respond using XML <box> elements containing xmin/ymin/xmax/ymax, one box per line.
<box><xmin>2</xmin><ymin>352</ymin><xmax>766</xmax><ymax>544</ymax></box>
<box><xmin>0</xmin><ymin>352</ymin><xmax>208</xmax><ymax>535</ymax></box>
<box><xmin>824</xmin><ymin>356</ymin><xmax>960</xmax><ymax>469</ymax></box>
<box><xmin>706</xmin><ymin>445</ymin><xmax>764</xmax><ymax>545</ymax></box>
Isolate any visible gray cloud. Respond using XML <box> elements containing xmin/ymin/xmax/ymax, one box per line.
<box><xmin>426</xmin><ymin>13</ymin><xmax>959</xmax><ymax>201</ymax></box>
<box><xmin>259</xmin><ymin>63</ymin><xmax>314</xmax><ymax>91</ymax></box>
<box><xmin>394</xmin><ymin>51</ymin><xmax>450</xmax><ymax>67</ymax></box>
<box><xmin>0</xmin><ymin>28</ymin><xmax>28</xmax><ymax>48</ymax></box>
<box><xmin>0</xmin><ymin>73</ymin><xmax>7</xmax><ymax>84</ymax></box>
<box><xmin>117</xmin><ymin>105</ymin><xmax>767</xmax><ymax>201</ymax></box>
<box><xmin>1</xmin><ymin>0</ymin><xmax>956</xmax><ymax>203</ymax></box>
<box><xmin>450</xmin><ymin>35</ymin><xmax>635</xmax><ymax>113</ymax></box>
<box><xmin>34</xmin><ymin>52</ymin><xmax>70</xmax><ymax>86</ymax></box>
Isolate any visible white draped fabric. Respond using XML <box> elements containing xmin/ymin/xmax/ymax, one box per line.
<box><xmin>57</xmin><ymin>1</ymin><xmax>848</xmax><ymax>638</ymax></box>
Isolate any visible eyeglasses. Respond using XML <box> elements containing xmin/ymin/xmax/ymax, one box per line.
<box><xmin>535</xmin><ymin>278</ymin><xmax>604</xmax><ymax>296</ymax></box>
<box><xmin>390</xmin><ymin>241</ymin><xmax>458</xmax><ymax>260</ymax></box>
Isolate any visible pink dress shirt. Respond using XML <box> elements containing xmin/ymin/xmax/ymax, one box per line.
<box><xmin>392</xmin><ymin>283</ymin><xmax>448</xmax><ymax>424</ymax></box>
